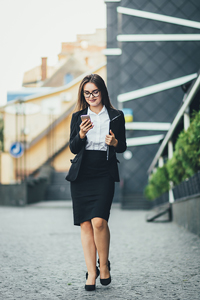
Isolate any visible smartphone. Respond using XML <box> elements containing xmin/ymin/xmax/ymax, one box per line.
<box><xmin>81</xmin><ymin>115</ymin><xmax>91</xmax><ymax>122</ymax></box>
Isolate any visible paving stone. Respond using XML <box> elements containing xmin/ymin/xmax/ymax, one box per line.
<box><xmin>0</xmin><ymin>202</ymin><xmax>200</xmax><ymax>300</ymax></box>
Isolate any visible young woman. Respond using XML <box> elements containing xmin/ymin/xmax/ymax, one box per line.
<box><xmin>66</xmin><ymin>74</ymin><xmax>127</xmax><ymax>291</ymax></box>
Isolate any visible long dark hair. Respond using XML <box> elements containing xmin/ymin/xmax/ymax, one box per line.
<box><xmin>75</xmin><ymin>74</ymin><xmax>114</xmax><ymax>111</ymax></box>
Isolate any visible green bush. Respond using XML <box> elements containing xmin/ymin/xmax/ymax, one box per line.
<box><xmin>144</xmin><ymin>165</ymin><xmax>169</xmax><ymax>200</ymax></box>
<box><xmin>167</xmin><ymin>110</ymin><xmax>200</xmax><ymax>184</ymax></box>
<box><xmin>145</xmin><ymin>110</ymin><xmax>200</xmax><ymax>200</ymax></box>
<box><xmin>166</xmin><ymin>155</ymin><xmax>186</xmax><ymax>185</ymax></box>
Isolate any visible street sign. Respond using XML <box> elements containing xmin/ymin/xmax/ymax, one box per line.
<box><xmin>122</xmin><ymin>108</ymin><xmax>133</xmax><ymax>123</ymax></box>
<box><xmin>10</xmin><ymin>142</ymin><xmax>24</xmax><ymax>158</ymax></box>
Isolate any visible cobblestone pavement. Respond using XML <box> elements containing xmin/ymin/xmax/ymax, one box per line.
<box><xmin>0</xmin><ymin>201</ymin><xmax>200</xmax><ymax>300</ymax></box>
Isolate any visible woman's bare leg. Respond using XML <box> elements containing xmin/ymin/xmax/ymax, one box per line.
<box><xmin>91</xmin><ymin>217</ymin><xmax>110</xmax><ymax>279</ymax></box>
<box><xmin>80</xmin><ymin>220</ymin><xmax>97</xmax><ymax>285</ymax></box>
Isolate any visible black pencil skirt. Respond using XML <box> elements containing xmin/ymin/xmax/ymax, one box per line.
<box><xmin>70</xmin><ymin>150</ymin><xmax>115</xmax><ymax>226</ymax></box>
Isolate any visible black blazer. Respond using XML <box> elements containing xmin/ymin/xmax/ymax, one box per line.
<box><xmin>65</xmin><ymin>107</ymin><xmax>127</xmax><ymax>182</ymax></box>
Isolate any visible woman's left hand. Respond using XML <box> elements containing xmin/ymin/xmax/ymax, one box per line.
<box><xmin>105</xmin><ymin>130</ymin><xmax>118</xmax><ymax>147</ymax></box>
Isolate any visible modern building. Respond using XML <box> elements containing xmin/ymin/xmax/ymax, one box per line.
<box><xmin>104</xmin><ymin>0</ymin><xmax>200</xmax><ymax>208</ymax></box>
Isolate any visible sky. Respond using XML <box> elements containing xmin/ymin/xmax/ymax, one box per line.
<box><xmin>0</xmin><ymin>0</ymin><xmax>106</xmax><ymax>106</ymax></box>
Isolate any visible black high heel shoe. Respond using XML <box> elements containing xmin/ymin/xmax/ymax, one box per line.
<box><xmin>85</xmin><ymin>266</ymin><xmax>100</xmax><ymax>291</ymax></box>
<box><xmin>98</xmin><ymin>259</ymin><xmax>111</xmax><ymax>286</ymax></box>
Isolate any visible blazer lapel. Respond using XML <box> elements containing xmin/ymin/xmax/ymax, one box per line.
<box><xmin>107</xmin><ymin>108</ymin><xmax>119</xmax><ymax>121</ymax></box>
<box><xmin>107</xmin><ymin>108</ymin><xmax>121</xmax><ymax>132</ymax></box>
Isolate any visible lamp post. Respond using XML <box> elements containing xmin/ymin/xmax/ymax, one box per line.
<box><xmin>22</xmin><ymin>101</ymin><xmax>27</xmax><ymax>182</ymax></box>
<box><xmin>17</xmin><ymin>98</ymin><xmax>27</xmax><ymax>182</ymax></box>
<box><xmin>15</xmin><ymin>102</ymin><xmax>19</xmax><ymax>181</ymax></box>
<box><xmin>48</xmin><ymin>107</ymin><xmax>54</xmax><ymax>166</ymax></box>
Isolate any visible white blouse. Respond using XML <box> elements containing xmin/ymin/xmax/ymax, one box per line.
<box><xmin>85</xmin><ymin>106</ymin><xmax>110</xmax><ymax>151</ymax></box>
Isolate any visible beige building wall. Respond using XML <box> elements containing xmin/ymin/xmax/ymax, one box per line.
<box><xmin>23</xmin><ymin>65</ymin><xmax>56</xmax><ymax>88</ymax></box>
<box><xmin>0</xmin><ymin>153</ymin><xmax>15</xmax><ymax>184</ymax></box>
<box><xmin>53</xmin><ymin>147</ymin><xmax>74</xmax><ymax>172</ymax></box>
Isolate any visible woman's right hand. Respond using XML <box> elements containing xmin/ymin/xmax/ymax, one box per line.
<box><xmin>79</xmin><ymin>119</ymin><xmax>94</xmax><ymax>139</ymax></box>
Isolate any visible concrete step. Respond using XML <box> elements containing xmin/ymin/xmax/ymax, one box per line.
<box><xmin>45</xmin><ymin>172</ymin><xmax>71</xmax><ymax>200</ymax></box>
<box><xmin>50</xmin><ymin>172</ymin><xmax>67</xmax><ymax>184</ymax></box>
<box><xmin>121</xmin><ymin>194</ymin><xmax>153</xmax><ymax>210</ymax></box>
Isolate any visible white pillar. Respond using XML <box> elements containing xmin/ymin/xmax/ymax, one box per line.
<box><xmin>158</xmin><ymin>156</ymin><xmax>164</xmax><ymax>167</ymax></box>
<box><xmin>168</xmin><ymin>140</ymin><xmax>173</xmax><ymax>159</ymax></box>
<box><xmin>184</xmin><ymin>106</ymin><xmax>190</xmax><ymax>130</ymax></box>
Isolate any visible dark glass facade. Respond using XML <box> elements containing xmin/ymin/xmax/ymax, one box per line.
<box><xmin>105</xmin><ymin>0</ymin><xmax>200</xmax><ymax>205</ymax></box>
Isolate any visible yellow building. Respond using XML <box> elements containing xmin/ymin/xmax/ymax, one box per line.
<box><xmin>1</xmin><ymin>63</ymin><xmax>106</xmax><ymax>184</ymax></box>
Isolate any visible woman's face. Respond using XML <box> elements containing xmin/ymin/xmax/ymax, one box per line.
<box><xmin>83</xmin><ymin>82</ymin><xmax>102</xmax><ymax>109</ymax></box>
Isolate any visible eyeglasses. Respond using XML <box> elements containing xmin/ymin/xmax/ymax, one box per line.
<box><xmin>83</xmin><ymin>89</ymin><xmax>100</xmax><ymax>98</ymax></box>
